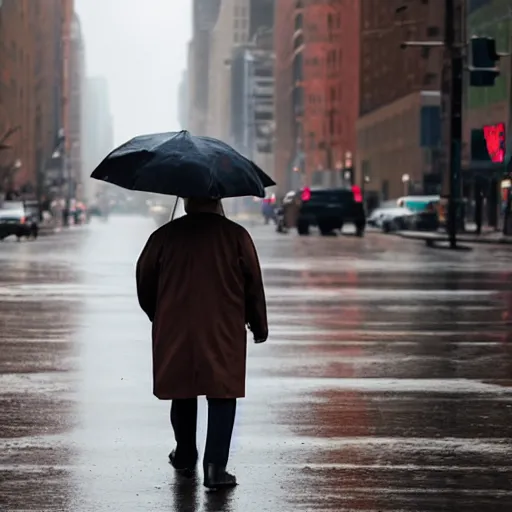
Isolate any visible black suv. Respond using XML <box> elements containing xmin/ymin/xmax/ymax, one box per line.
<box><xmin>277</xmin><ymin>187</ymin><xmax>366</xmax><ymax>236</ymax></box>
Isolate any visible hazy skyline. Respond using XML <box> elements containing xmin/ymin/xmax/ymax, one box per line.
<box><xmin>76</xmin><ymin>0</ymin><xmax>192</xmax><ymax>146</ymax></box>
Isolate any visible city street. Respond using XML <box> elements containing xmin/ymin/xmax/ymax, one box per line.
<box><xmin>0</xmin><ymin>216</ymin><xmax>511</xmax><ymax>512</ymax></box>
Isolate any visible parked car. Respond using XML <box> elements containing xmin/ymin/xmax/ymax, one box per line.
<box><xmin>0</xmin><ymin>200</ymin><xmax>40</xmax><ymax>241</ymax></box>
<box><xmin>368</xmin><ymin>196</ymin><xmax>440</xmax><ymax>233</ymax></box>
<box><xmin>276</xmin><ymin>187</ymin><xmax>366</xmax><ymax>236</ymax></box>
<box><xmin>367</xmin><ymin>205</ymin><xmax>414</xmax><ymax>232</ymax></box>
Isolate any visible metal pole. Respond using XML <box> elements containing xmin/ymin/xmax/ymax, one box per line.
<box><xmin>504</xmin><ymin>48</ymin><xmax>512</xmax><ymax>235</ymax></box>
<box><xmin>445</xmin><ymin>0</ymin><xmax>464</xmax><ymax>249</ymax></box>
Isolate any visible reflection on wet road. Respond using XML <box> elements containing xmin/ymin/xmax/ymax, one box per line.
<box><xmin>0</xmin><ymin>216</ymin><xmax>511</xmax><ymax>511</ymax></box>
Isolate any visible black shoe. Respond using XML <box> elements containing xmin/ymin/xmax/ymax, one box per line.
<box><xmin>203</xmin><ymin>463</ymin><xmax>237</xmax><ymax>490</ymax></box>
<box><xmin>168</xmin><ymin>450</ymin><xmax>197</xmax><ymax>478</ymax></box>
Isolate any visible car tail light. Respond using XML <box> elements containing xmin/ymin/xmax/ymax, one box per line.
<box><xmin>352</xmin><ymin>185</ymin><xmax>362</xmax><ymax>203</ymax></box>
<box><xmin>20</xmin><ymin>216</ymin><xmax>26</xmax><ymax>224</ymax></box>
<box><xmin>301</xmin><ymin>187</ymin><xmax>311</xmax><ymax>201</ymax></box>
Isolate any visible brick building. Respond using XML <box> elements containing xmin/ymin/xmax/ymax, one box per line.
<box><xmin>0</xmin><ymin>0</ymin><xmax>37</xmax><ymax>192</ymax></box>
<box><xmin>356</xmin><ymin>0</ymin><xmax>444</xmax><ymax>201</ymax></box>
<box><xmin>0</xmin><ymin>0</ymin><xmax>75</xmax><ymax>199</ymax></box>
<box><xmin>68</xmin><ymin>12</ymin><xmax>85</xmax><ymax>200</ymax></box>
<box><xmin>274</xmin><ymin>0</ymin><xmax>359</xmax><ymax>196</ymax></box>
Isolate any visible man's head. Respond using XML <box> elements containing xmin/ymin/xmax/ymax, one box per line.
<box><xmin>184</xmin><ymin>197</ymin><xmax>224</xmax><ymax>215</ymax></box>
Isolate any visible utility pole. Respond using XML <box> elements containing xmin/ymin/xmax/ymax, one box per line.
<box><xmin>444</xmin><ymin>0</ymin><xmax>464</xmax><ymax>249</ymax></box>
<box><xmin>400</xmin><ymin>0</ymin><xmax>465</xmax><ymax>249</ymax></box>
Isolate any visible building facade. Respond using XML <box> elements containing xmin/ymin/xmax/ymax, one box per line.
<box><xmin>178</xmin><ymin>69</ymin><xmax>188</xmax><ymax>130</ymax></box>
<box><xmin>206</xmin><ymin>0</ymin><xmax>250</xmax><ymax>141</ymax></box>
<box><xmin>82</xmin><ymin>77</ymin><xmax>114</xmax><ymax>202</ymax></box>
<box><xmin>186</xmin><ymin>0</ymin><xmax>222</xmax><ymax>135</ymax></box>
<box><xmin>464</xmin><ymin>0</ymin><xmax>511</xmax><ymax>227</ymax></box>
<box><xmin>230</xmin><ymin>1</ymin><xmax>275</xmax><ymax>184</ymax></box>
<box><xmin>0</xmin><ymin>0</ymin><xmax>38</xmax><ymax>193</ymax></box>
<box><xmin>273</xmin><ymin>0</ymin><xmax>296</xmax><ymax>195</ymax></box>
<box><xmin>0</xmin><ymin>0</ymin><xmax>76</xmax><ymax>200</ymax></box>
<box><xmin>273</xmin><ymin>0</ymin><xmax>359</xmax><ymax>196</ymax></box>
<box><xmin>356</xmin><ymin>0</ymin><xmax>444</xmax><ymax>201</ymax></box>
<box><xmin>68</xmin><ymin>12</ymin><xmax>85</xmax><ymax>200</ymax></box>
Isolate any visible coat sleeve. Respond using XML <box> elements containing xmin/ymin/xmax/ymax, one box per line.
<box><xmin>239</xmin><ymin>229</ymin><xmax>268</xmax><ymax>342</ymax></box>
<box><xmin>136</xmin><ymin>233</ymin><xmax>160</xmax><ymax>322</ymax></box>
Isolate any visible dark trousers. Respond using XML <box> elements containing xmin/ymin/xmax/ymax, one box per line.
<box><xmin>170</xmin><ymin>398</ymin><xmax>236</xmax><ymax>470</ymax></box>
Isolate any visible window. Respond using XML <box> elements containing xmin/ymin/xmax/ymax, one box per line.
<box><xmin>423</xmin><ymin>72</ymin><xmax>437</xmax><ymax>86</ymax></box>
<box><xmin>330</xmin><ymin>87</ymin><xmax>336</xmax><ymax>101</ymax></box>
<box><xmin>329</xmin><ymin>111</ymin><xmax>335</xmax><ymax>136</ymax></box>
<box><xmin>427</xmin><ymin>26</ymin><xmax>440</xmax><ymax>37</ymax></box>
<box><xmin>327</xmin><ymin>14</ymin><xmax>333</xmax><ymax>32</ymax></box>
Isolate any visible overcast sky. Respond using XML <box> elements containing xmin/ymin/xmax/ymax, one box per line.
<box><xmin>76</xmin><ymin>0</ymin><xmax>192</xmax><ymax>146</ymax></box>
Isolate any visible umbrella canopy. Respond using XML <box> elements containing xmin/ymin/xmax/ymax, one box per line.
<box><xmin>90</xmin><ymin>130</ymin><xmax>275</xmax><ymax>198</ymax></box>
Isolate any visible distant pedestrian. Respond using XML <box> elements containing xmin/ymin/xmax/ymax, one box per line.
<box><xmin>136</xmin><ymin>197</ymin><xmax>268</xmax><ymax>490</ymax></box>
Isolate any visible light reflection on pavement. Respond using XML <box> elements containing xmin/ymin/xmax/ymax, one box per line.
<box><xmin>0</xmin><ymin>215</ymin><xmax>511</xmax><ymax>511</ymax></box>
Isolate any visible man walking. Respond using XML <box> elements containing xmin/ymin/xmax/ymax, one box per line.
<box><xmin>136</xmin><ymin>197</ymin><xmax>268</xmax><ymax>489</ymax></box>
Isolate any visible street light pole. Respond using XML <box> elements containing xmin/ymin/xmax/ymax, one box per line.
<box><xmin>445</xmin><ymin>0</ymin><xmax>464</xmax><ymax>249</ymax></box>
<box><xmin>400</xmin><ymin>0</ymin><xmax>465</xmax><ymax>249</ymax></box>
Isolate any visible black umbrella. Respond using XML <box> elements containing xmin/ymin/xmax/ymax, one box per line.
<box><xmin>90</xmin><ymin>130</ymin><xmax>275</xmax><ymax>198</ymax></box>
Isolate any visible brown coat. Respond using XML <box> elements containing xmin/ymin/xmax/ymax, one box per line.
<box><xmin>136</xmin><ymin>212</ymin><xmax>268</xmax><ymax>400</ymax></box>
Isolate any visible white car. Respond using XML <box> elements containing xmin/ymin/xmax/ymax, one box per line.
<box><xmin>367</xmin><ymin>206</ymin><xmax>414</xmax><ymax>232</ymax></box>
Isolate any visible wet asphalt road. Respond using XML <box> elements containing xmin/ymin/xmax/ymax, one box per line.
<box><xmin>0</xmin><ymin>216</ymin><xmax>511</xmax><ymax>512</ymax></box>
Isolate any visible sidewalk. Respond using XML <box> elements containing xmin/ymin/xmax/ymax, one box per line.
<box><xmin>397</xmin><ymin>229</ymin><xmax>512</xmax><ymax>246</ymax></box>
<box><xmin>39</xmin><ymin>219</ymin><xmax>83</xmax><ymax>236</ymax></box>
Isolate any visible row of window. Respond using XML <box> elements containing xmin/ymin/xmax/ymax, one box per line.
<box><xmin>234</xmin><ymin>5</ymin><xmax>248</xmax><ymax>18</ymax></box>
<box><xmin>358</xmin><ymin>107</ymin><xmax>418</xmax><ymax>150</ymax></box>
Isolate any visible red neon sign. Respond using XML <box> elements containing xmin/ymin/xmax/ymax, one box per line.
<box><xmin>483</xmin><ymin>122</ymin><xmax>506</xmax><ymax>163</ymax></box>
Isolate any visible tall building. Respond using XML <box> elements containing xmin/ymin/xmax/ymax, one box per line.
<box><xmin>178</xmin><ymin>69</ymin><xmax>189</xmax><ymax>130</ymax></box>
<box><xmin>356</xmin><ymin>0</ymin><xmax>444</xmax><ymax>201</ymax></box>
<box><xmin>68</xmin><ymin>12</ymin><xmax>86</xmax><ymax>200</ymax></box>
<box><xmin>274</xmin><ymin>0</ymin><xmax>358</xmax><ymax>196</ymax></box>
<box><xmin>230</xmin><ymin>1</ymin><xmax>275</xmax><ymax>182</ymax></box>
<box><xmin>273</xmin><ymin>0</ymin><xmax>296</xmax><ymax>196</ymax></box>
<box><xmin>207</xmin><ymin>0</ymin><xmax>250</xmax><ymax>141</ymax></box>
<box><xmin>187</xmin><ymin>0</ymin><xmax>222</xmax><ymax>134</ymax></box>
<box><xmin>82</xmin><ymin>77</ymin><xmax>114</xmax><ymax>202</ymax></box>
<box><xmin>0</xmin><ymin>1</ymin><xmax>38</xmax><ymax>193</ymax></box>
<box><xmin>0</xmin><ymin>0</ymin><xmax>75</xmax><ymax>200</ymax></box>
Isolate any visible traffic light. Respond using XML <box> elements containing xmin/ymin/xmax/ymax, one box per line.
<box><xmin>471</xmin><ymin>128</ymin><xmax>488</xmax><ymax>161</ymax></box>
<box><xmin>469</xmin><ymin>36</ymin><xmax>500</xmax><ymax>87</ymax></box>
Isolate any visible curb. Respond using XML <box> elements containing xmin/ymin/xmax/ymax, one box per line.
<box><xmin>395</xmin><ymin>231</ymin><xmax>512</xmax><ymax>246</ymax></box>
